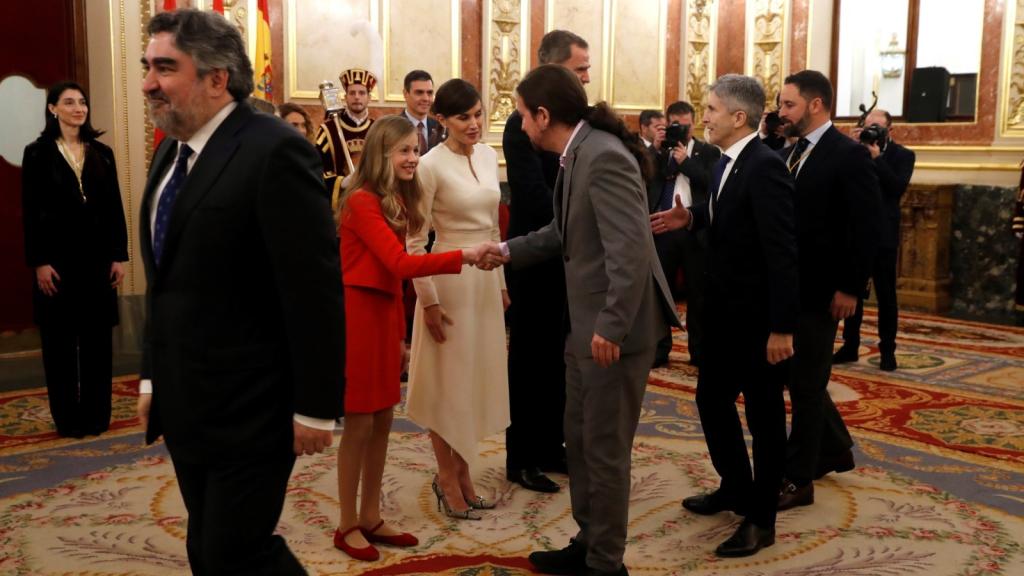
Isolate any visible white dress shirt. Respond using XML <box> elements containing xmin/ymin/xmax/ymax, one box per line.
<box><xmin>672</xmin><ymin>138</ymin><xmax>697</xmax><ymax>207</ymax></box>
<box><xmin>140</xmin><ymin>100</ymin><xmax>334</xmax><ymax>432</ymax></box>
<box><xmin>403</xmin><ymin>109</ymin><xmax>430</xmax><ymax>149</ymax></box>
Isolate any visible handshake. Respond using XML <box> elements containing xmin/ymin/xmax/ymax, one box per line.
<box><xmin>460</xmin><ymin>242</ymin><xmax>509</xmax><ymax>271</ymax></box>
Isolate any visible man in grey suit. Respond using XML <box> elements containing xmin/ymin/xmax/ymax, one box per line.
<box><xmin>483</xmin><ymin>64</ymin><xmax>680</xmax><ymax>576</ymax></box>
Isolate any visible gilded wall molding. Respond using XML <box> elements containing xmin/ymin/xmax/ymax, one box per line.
<box><xmin>684</xmin><ymin>0</ymin><xmax>716</xmax><ymax>126</ymax></box>
<box><xmin>746</xmin><ymin>0</ymin><xmax>790</xmax><ymax>109</ymax></box>
<box><xmin>1000</xmin><ymin>0</ymin><xmax>1024</xmax><ymax>137</ymax></box>
<box><xmin>483</xmin><ymin>0</ymin><xmax>529</xmax><ymax>135</ymax></box>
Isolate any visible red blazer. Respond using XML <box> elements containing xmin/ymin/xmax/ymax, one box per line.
<box><xmin>340</xmin><ymin>190</ymin><xmax>463</xmax><ymax>296</ymax></box>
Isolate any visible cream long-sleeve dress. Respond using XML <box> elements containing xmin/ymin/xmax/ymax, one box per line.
<box><xmin>406</xmin><ymin>142</ymin><xmax>510</xmax><ymax>464</ymax></box>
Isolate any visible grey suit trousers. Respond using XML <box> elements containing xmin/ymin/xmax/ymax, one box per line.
<box><xmin>564</xmin><ymin>346</ymin><xmax>655</xmax><ymax>572</ymax></box>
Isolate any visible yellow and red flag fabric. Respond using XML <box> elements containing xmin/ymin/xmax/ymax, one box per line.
<box><xmin>253</xmin><ymin>0</ymin><xmax>272</xmax><ymax>101</ymax></box>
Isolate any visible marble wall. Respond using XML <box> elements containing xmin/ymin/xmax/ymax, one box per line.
<box><xmin>949</xmin><ymin>185</ymin><xmax>1022</xmax><ymax>323</ymax></box>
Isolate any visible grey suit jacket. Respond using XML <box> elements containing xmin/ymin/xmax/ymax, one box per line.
<box><xmin>507</xmin><ymin>123</ymin><xmax>681</xmax><ymax>358</ymax></box>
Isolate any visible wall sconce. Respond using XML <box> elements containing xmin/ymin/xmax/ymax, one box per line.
<box><xmin>879</xmin><ymin>33</ymin><xmax>905</xmax><ymax>79</ymax></box>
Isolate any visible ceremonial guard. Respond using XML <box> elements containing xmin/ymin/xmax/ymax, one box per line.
<box><xmin>316</xmin><ymin>68</ymin><xmax>377</xmax><ymax>207</ymax></box>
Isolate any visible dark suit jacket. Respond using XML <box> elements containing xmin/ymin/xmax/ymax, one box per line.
<box><xmin>644</xmin><ymin>142</ymin><xmax>666</xmax><ymax>213</ymax></box>
<box><xmin>691</xmin><ymin>136</ymin><xmax>799</xmax><ymax>334</ymax></box>
<box><xmin>504</xmin><ymin>111</ymin><xmax>561</xmax><ymax>236</ymax></box>
<box><xmin>140</xmin><ymin>103</ymin><xmax>346</xmax><ymax>458</ymax></box>
<box><xmin>779</xmin><ymin>125</ymin><xmax>882</xmax><ymax>314</ymax></box>
<box><xmin>875</xmin><ymin>141</ymin><xmax>915</xmax><ymax>249</ymax></box>
<box><xmin>21</xmin><ymin>138</ymin><xmax>128</xmax><ymax>327</ymax></box>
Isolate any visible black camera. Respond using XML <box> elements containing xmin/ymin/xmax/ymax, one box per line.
<box><xmin>764</xmin><ymin>111</ymin><xmax>782</xmax><ymax>134</ymax></box>
<box><xmin>859</xmin><ymin>123</ymin><xmax>889</xmax><ymax>147</ymax></box>
<box><xmin>661</xmin><ymin>122</ymin><xmax>690</xmax><ymax>149</ymax></box>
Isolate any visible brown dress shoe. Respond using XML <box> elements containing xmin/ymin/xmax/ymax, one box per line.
<box><xmin>777</xmin><ymin>480</ymin><xmax>814</xmax><ymax>511</ymax></box>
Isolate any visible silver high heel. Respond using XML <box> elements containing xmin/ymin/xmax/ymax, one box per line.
<box><xmin>465</xmin><ymin>495</ymin><xmax>496</xmax><ymax>510</ymax></box>
<box><xmin>432</xmin><ymin>476</ymin><xmax>481</xmax><ymax>520</ymax></box>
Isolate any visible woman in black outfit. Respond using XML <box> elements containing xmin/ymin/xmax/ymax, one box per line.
<box><xmin>21</xmin><ymin>81</ymin><xmax>128</xmax><ymax>438</ymax></box>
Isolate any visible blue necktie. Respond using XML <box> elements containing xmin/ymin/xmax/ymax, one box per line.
<box><xmin>153</xmin><ymin>143</ymin><xmax>193</xmax><ymax>265</ymax></box>
<box><xmin>658</xmin><ymin>158</ymin><xmax>677</xmax><ymax>211</ymax></box>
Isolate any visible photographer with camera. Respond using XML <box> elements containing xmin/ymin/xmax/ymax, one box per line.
<box><xmin>834</xmin><ymin>109</ymin><xmax>915</xmax><ymax>371</ymax></box>
<box><xmin>650</xmin><ymin>101</ymin><xmax>721</xmax><ymax>368</ymax></box>
<box><xmin>640</xmin><ymin>109</ymin><xmax>668</xmax><ymax>212</ymax></box>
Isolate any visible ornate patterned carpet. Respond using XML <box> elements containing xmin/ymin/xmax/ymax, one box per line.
<box><xmin>0</xmin><ymin>309</ymin><xmax>1021</xmax><ymax>575</ymax></box>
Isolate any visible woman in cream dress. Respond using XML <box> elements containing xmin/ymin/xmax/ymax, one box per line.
<box><xmin>406</xmin><ymin>79</ymin><xmax>510</xmax><ymax>520</ymax></box>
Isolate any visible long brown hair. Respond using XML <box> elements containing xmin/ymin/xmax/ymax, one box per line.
<box><xmin>339</xmin><ymin>116</ymin><xmax>425</xmax><ymax>234</ymax></box>
<box><xmin>516</xmin><ymin>64</ymin><xmax>652</xmax><ymax>181</ymax></box>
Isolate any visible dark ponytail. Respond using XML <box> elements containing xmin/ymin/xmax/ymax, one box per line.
<box><xmin>517</xmin><ymin>65</ymin><xmax>652</xmax><ymax>182</ymax></box>
<box><xmin>586</xmin><ymin>102</ymin><xmax>652</xmax><ymax>182</ymax></box>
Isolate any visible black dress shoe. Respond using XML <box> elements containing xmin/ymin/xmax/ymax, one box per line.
<box><xmin>714</xmin><ymin>520</ymin><xmax>775</xmax><ymax>557</ymax></box>
<box><xmin>508</xmin><ymin>467</ymin><xmax>560</xmax><ymax>493</ymax></box>
<box><xmin>682</xmin><ymin>490</ymin><xmax>747</xmax><ymax>516</ymax></box>
<box><xmin>879</xmin><ymin>353</ymin><xmax>897</xmax><ymax>371</ymax></box>
<box><xmin>652</xmin><ymin>355</ymin><xmax>669</xmax><ymax>368</ymax></box>
<box><xmin>777</xmin><ymin>480</ymin><xmax>814</xmax><ymax>511</ymax></box>
<box><xmin>528</xmin><ymin>539</ymin><xmax>588</xmax><ymax>575</ymax></box>
<box><xmin>814</xmin><ymin>448</ymin><xmax>855</xmax><ymax>479</ymax></box>
<box><xmin>832</xmin><ymin>344</ymin><xmax>859</xmax><ymax>364</ymax></box>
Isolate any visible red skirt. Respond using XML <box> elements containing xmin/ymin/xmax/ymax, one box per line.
<box><xmin>344</xmin><ymin>285</ymin><xmax>403</xmax><ymax>413</ymax></box>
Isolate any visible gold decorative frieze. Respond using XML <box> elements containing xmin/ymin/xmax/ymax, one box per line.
<box><xmin>1000</xmin><ymin>0</ymin><xmax>1024</xmax><ymax>137</ymax></box>
<box><xmin>484</xmin><ymin>0</ymin><xmax>529</xmax><ymax>134</ymax></box>
<box><xmin>746</xmin><ymin>0</ymin><xmax>790</xmax><ymax>109</ymax></box>
<box><xmin>684</xmin><ymin>0</ymin><xmax>716</xmax><ymax>126</ymax></box>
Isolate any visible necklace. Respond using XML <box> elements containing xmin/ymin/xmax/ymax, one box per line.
<box><xmin>56</xmin><ymin>138</ymin><xmax>87</xmax><ymax>202</ymax></box>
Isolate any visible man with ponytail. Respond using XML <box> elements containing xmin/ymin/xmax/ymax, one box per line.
<box><xmin>483</xmin><ymin>64</ymin><xmax>680</xmax><ymax>576</ymax></box>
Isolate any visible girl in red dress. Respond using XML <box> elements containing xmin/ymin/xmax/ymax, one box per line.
<box><xmin>333</xmin><ymin>116</ymin><xmax>485</xmax><ymax>560</ymax></box>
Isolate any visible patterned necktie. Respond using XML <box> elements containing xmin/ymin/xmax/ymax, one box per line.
<box><xmin>787</xmin><ymin>137</ymin><xmax>811</xmax><ymax>174</ymax></box>
<box><xmin>153</xmin><ymin>143</ymin><xmax>193</xmax><ymax>265</ymax></box>
<box><xmin>417</xmin><ymin>121</ymin><xmax>428</xmax><ymax>154</ymax></box>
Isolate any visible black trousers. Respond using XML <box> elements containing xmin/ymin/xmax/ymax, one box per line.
<box><xmin>696</xmin><ymin>306</ymin><xmax>788</xmax><ymax>528</ymax></box>
<box><xmin>842</xmin><ymin>247</ymin><xmax>899</xmax><ymax>354</ymax></box>
<box><xmin>785</xmin><ymin>311</ymin><xmax>854</xmax><ymax>485</ymax></box>
<box><xmin>505</xmin><ymin>260</ymin><xmax>567</xmax><ymax>471</ymax></box>
<box><xmin>167</xmin><ymin>444</ymin><xmax>305</xmax><ymax>575</ymax></box>
<box><xmin>653</xmin><ymin>228</ymin><xmax>706</xmax><ymax>363</ymax></box>
<box><xmin>39</xmin><ymin>321</ymin><xmax>112</xmax><ymax>436</ymax></box>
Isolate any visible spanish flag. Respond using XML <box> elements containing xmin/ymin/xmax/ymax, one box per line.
<box><xmin>253</xmin><ymin>0</ymin><xmax>273</xmax><ymax>101</ymax></box>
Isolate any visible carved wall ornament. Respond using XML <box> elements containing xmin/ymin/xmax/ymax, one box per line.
<box><xmin>488</xmin><ymin>0</ymin><xmax>522</xmax><ymax>131</ymax></box>
<box><xmin>748</xmin><ymin>0</ymin><xmax>788</xmax><ymax>110</ymax></box>
<box><xmin>483</xmin><ymin>0</ymin><xmax>528</xmax><ymax>135</ymax></box>
<box><xmin>1001</xmin><ymin>0</ymin><xmax>1024</xmax><ymax>135</ymax></box>
<box><xmin>685</xmin><ymin>0</ymin><xmax>716</xmax><ymax>126</ymax></box>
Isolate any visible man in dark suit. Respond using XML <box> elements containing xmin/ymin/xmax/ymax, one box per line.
<box><xmin>639</xmin><ymin>109</ymin><xmax>667</xmax><ymax>212</ymax></box>
<box><xmin>776</xmin><ymin>70</ymin><xmax>882</xmax><ymax>510</ymax></box>
<box><xmin>137</xmin><ymin>10</ymin><xmax>345</xmax><ymax>575</ymax></box>
<box><xmin>503</xmin><ymin>29</ymin><xmax>591</xmax><ymax>494</ymax></box>
<box><xmin>834</xmin><ymin>108</ymin><xmax>915</xmax><ymax>371</ymax></box>
<box><xmin>401</xmin><ymin>70</ymin><xmax>443</xmax><ymax>152</ymax></box>
<box><xmin>651</xmin><ymin>74</ymin><xmax>798</xmax><ymax>558</ymax></box>
<box><xmin>651</xmin><ymin>101</ymin><xmax>720</xmax><ymax>368</ymax></box>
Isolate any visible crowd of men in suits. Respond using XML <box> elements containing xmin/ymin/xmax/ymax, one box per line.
<box><xmin>134</xmin><ymin>7</ymin><xmax>916</xmax><ymax>574</ymax></box>
<box><xmin>640</xmin><ymin>70</ymin><xmax>916</xmax><ymax>557</ymax></box>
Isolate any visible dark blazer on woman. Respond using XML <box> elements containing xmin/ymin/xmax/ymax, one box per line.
<box><xmin>21</xmin><ymin>138</ymin><xmax>128</xmax><ymax>327</ymax></box>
